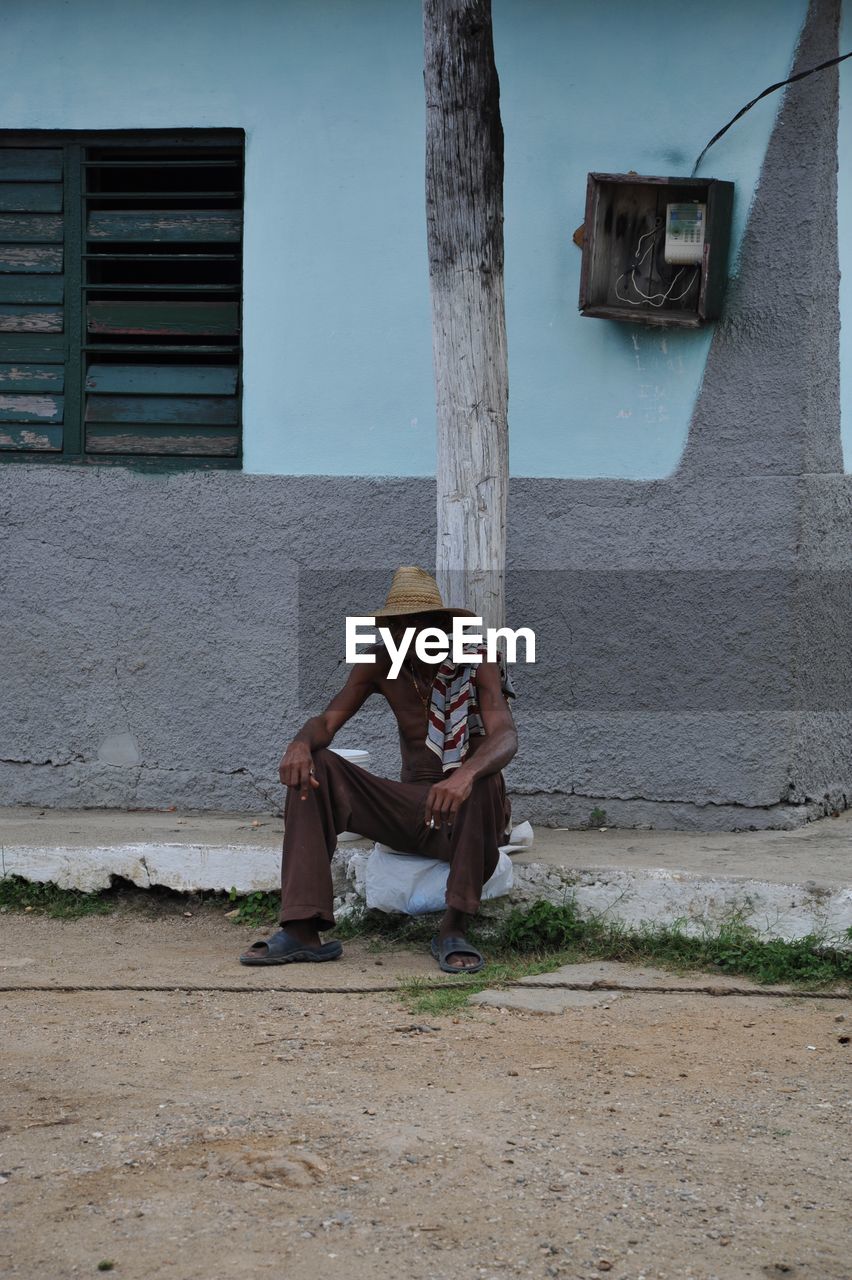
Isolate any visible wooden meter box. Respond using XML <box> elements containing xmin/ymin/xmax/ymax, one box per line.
<box><xmin>579</xmin><ymin>173</ymin><xmax>734</xmax><ymax>328</ymax></box>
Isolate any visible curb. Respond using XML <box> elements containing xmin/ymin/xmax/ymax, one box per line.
<box><xmin>2</xmin><ymin>839</ymin><xmax>850</xmax><ymax>948</ymax></box>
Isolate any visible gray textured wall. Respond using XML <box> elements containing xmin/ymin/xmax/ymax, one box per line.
<box><xmin>1</xmin><ymin>0</ymin><xmax>849</xmax><ymax>830</ymax></box>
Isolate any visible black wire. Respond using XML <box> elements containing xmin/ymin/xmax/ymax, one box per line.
<box><xmin>692</xmin><ymin>49</ymin><xmax>852</xmax><ymax>175</ymax></box>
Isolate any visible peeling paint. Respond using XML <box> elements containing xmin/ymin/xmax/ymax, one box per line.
<box><xmin>0</xmin><ymin>309</ymin><xmax>62</xmax><ymax>333</ymax></box>
<box><xmin>0</xmin><ymin>394</ymin><xmax>59</xmax><ymax>419</ymax></box>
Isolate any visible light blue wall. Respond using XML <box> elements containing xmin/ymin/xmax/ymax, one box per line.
<box><xmin>496</xmin><ymin>0</ymin><xmax>808</xmax><ymax>478</ymax></box>
<box><xmin>0</xmin><ymin>0</ymin><xmax>810</xmax><ymax>478</ymax></box>
<box><xmin>840</xmin><ymin>1</ymin><xmax>852</xmax><ymax>468</ymax></box>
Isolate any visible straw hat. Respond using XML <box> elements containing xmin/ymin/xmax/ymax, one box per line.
<box><xmin>371</xmin><ymin>565</ymin><xmax>476</xmax><ymax>621</ymax></box>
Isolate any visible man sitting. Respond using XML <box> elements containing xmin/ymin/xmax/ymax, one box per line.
<box><xmin>239</xmin><ymin>565</ymin><xmax>519</xmax><ymax>973</ymax></box>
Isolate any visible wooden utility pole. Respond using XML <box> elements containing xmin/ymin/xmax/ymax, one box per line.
<box><xmin>423</xmin><ymin>0</ymin><xmax>508</xmax><ymax>634</ymax></box>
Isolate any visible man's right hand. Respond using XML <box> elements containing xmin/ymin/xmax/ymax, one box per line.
<box><xmin>278</xmin><ymin>741</ymin><xmax>321</xmax><ymax>800</ymax></box>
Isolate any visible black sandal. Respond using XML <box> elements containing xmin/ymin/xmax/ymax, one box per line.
<box><xmin>430</xmin><ymin>935</ymin><xmax>485</xmax><ymax>975</ymax></box>
<box><xmin>239</xmin><ymin>928</ymin><xmax>342</xmax><ymax>966</ymax></box>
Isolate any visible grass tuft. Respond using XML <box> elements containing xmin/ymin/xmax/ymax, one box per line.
<box><xmin>332</xmin><ymin>905</ymin><xmax>438</xmax><ymax>944</ymax></box>
<box><xmin>225</xmin><ymin>888</ymin><xmax>279</xmax><ymax>928</ymax></box>
<box><xmin>340</xmin><ymin>898</ymin><xmax>852</xmax><ymax>1015</ymax></box>
<box><xmin>397</xmin><ymin>951</ymin><xmax>581</xmax><ymax>1018</ymax></box>
<box><xmin>0</xmin><ymin>875</ymin><xmax>115</xmax><ymax>920</ymax></box>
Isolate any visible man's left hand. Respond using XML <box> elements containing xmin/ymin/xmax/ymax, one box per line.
<box><xmin>424</xmin><ymin>771</ymin><xmax>475</xmax><ymax>829</ymax></box>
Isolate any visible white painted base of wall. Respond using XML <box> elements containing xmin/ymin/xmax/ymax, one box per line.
<box><xmin>1</xmin><ymin>842</ymin><xmax>279</xmax><ymax>895</ymax></box>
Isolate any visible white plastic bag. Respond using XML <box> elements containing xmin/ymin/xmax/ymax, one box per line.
<box><xmin>363</xmin><ymin>821</ymin><xmax>532</xmax><ymax>916</ymax></box>
<box><xmin>499</xmin><ymin>819</ymin><xmax>533</xmax><ymax>853</ymax></box>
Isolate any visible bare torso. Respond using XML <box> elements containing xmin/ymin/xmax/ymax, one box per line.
<box><xmin>370</xmin><ymin>646</ymin><xmax>487</xmax><ymax>783</ymax></box>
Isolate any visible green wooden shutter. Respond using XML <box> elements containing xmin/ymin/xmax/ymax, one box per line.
<box><xmin>0</xmin><ymin>132</ymin><xmax>243</xmax><ymax>466</ymax></box>
<box><xmin>82</xmin><ymin>143</ymin><xmax>243</xmax><ymax>460</ymax></box>
<box><xmin>0</xmin><ymin>148</ymin><xmax>66</xmax><ymax>453</ymax></box>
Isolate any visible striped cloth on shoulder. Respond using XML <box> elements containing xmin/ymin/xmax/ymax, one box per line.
<box><xmin>426</xmin><ymin>645</ymin><xmax>516</xmax><ymax>772</ymax></box>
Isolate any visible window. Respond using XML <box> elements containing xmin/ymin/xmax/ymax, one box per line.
<box><xmin>0</xmin><ymin>130</ymin><xmax>244</xmax><ymax>468</ymax></box>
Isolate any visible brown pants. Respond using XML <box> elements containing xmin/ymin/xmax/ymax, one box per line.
<box><xmin>280</xmin><ymin>746</ymin><xmax>512</xmax><ymax>930</ymax></box>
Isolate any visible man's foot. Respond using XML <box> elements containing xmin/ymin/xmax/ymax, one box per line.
<box><xmin>435</xmin><ymin>908</ymin><xmax>483</xmax><ymax>971</ymax></box>
<box><xmin>430</xmin><ymin>934</ymin><xmax>485</xmax><ymax>975</ymax></box>
<box><xmin>280</xmin><ymin>919</ymin><xmax>323</xmax><ymax>949</ymax></box>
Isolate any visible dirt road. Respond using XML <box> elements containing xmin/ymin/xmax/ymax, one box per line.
<box><xmin>1</xmin><ymin>909</ymin><xmax>850</xmax><ymax>1280</ymax></box>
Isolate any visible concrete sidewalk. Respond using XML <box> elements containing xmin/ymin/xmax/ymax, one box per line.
<box><xmin>1</xmin><ymin>804</ymin><xmax>850</xmax><ymax>946</ymax></box>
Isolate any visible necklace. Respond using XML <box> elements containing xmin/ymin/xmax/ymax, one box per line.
<box><xmin>407</xmin><ymin>660</ymin><xmax>434</xmax><ymax>721</ymax></box>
